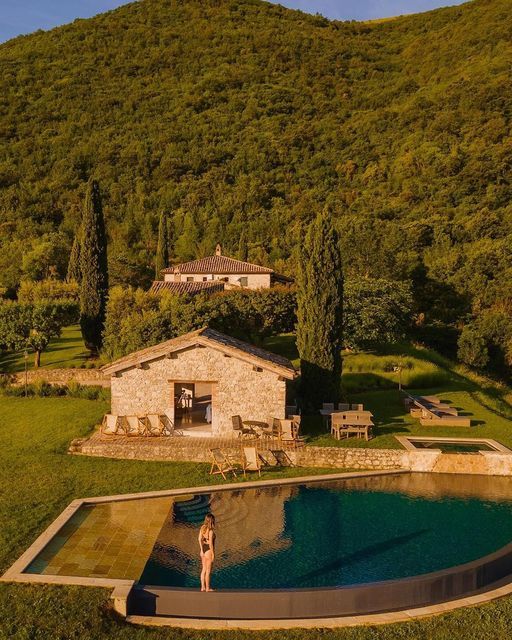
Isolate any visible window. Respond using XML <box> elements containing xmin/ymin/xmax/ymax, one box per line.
<box><xmin>239</xmin><ymin>276</ymin><xmax>248</xmax><ymax>287</ymax></box>
<box><xmin>186</xmin><ymin>277</ymin><xmax>194</xmax><ymax>282</ymax></box>
<box><xmin>203</xmin><ymin>277</ymin><xmax>207</xmax><ymax>281</ymax></box>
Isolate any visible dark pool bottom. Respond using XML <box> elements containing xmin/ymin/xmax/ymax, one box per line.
<box><xmin>132</xmin><ymin>473</ymin><xmax>512</xmax><ymax>619</ymax></box>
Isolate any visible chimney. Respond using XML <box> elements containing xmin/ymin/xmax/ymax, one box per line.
<box><xmin>215</xmin><ymin>243</ymin><xmax>222</xmax><ymax>256</ymax></box>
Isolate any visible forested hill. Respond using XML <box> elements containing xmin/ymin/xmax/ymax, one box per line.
<box><xmin>0</xmin><ymin>1</ymin><xmax>511</xmax><ymax>341</ymax></box>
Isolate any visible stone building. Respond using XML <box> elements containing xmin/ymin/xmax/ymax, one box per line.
<box><xmin>101</xmin><ymin>327</ymin><xmax>296</xmax><ymax>437</ymax></box>
<box><xmin>150</xmin><ymin>244</ymin><xmax>292</xmax><ymax>294</ymax></box>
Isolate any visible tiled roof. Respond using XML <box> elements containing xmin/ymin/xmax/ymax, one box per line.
<box><xmin>161</xmin><ymin>255</ymin><xmax>274</xmax><ymax>275</ymax></box>
<box><xmin>102</xmin><ymin>327</ymin><xmax>296</xmax><ymax>378</ymax></box>
<box><xmin>149</xmin><ymin>280</ymin><xmax>225</xmax><ymax>296</ymax></box>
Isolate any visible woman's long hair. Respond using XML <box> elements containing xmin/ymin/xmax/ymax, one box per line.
<box><xmin>200</xmin><ymin>512</ymin><xmax>215</xmax><ymax>537</ymax></box>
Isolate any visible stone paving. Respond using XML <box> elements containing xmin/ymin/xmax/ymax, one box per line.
<box><xmin>28</xmin><ymin>497</ymin><xmax>172</xmax><ymax>580</ymax></box>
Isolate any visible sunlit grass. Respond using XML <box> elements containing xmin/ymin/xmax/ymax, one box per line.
<box><xmin>0</xmin><ymin>325</ymin><xmax>90</xmax><ymax>372</ymax></box>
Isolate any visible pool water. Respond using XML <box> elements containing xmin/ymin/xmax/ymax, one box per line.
<box><xmin>26</xmin><ymin>473</ymin><xmax>512</xmax><ymax>590</ymax></box>
<box><xmin>138</xmin><ymin>473</ymin><xmax>512</xmax><ymax>589</ymax></box>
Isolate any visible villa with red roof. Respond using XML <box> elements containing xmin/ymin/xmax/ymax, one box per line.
<box><xmin>150</xmin><ymin>244</ymin><xmax>292</xmax><ymax>295</ymax></box>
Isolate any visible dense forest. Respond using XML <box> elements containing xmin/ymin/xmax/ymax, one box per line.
<box><xmin>0</xmin><ymin>0</ymin><xmax>511</xmax><ymax>373</ymax></box>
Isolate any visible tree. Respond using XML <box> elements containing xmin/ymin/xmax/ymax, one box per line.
<box><xmin>174</xmin><ymin>212</ymin><xmax>199</xmax><ymax>262</ymax></box>
<box><xmin>457</xmin><ymin>326</ymin><xmax>489</xmax><ymax>370</ymax></box>
<box><xmin>0</xmin><ymin>300</ymin><xmax>77</xmax><ymax>367</ymax></box>
<box><xmin>237</xmin><ymin>231</ymin><xmax>248</xmax><ymax>262</ymax></box>
<box><xmin>67</xmin><ymin>231</ymin><xmax>82</xmax><ymax>283</ymax></box>
<box><xmin>296</xmin><ymin>212</ymin><xmax>343</xmax><ymax>411</ymax></box>
<box><xmin>343</xmin><ymin>278</ymin><xmax>413</xmax><ymax>349</ymax></box>
<box><xmin>22</xmin><ymin>233</ymin><xmax>69</xmax><ymax>282</ymax></box>
<box><xmin>18</xmin><ymin>279</ymin><xmax>79</xmax><ymax>304</ymax></box>
<box><xmin>155</xmin><ymin>211</ymin><xmax>170</xmax><ymax>280</ymax></box>
<box><xmin>79</xmin><ymin>179</ymin><xmax>108</xmax><ymax>354</ymax></box>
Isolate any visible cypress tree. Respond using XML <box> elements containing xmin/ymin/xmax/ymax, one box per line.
<box><xmin>237</xmin><ymin>230</ymin><xmax>248</xmax><ymax>262</ymax></box>
<box><xmin>296</xmin><ymin>211</ymin><xmax>343</xmax><ymax>411</ymax></box>
<box><xmin>79</xmin><ymin>179</ymin><xmax>108</xmax><ymax>354</ymax></box>
<box><xmin>66</xmin><ymin>229</ymin><xmax>82</xmax><ymax>283</ymax></box>
<box><xmin>155</xmin><ymin>211</ymin><xmax>169</xmax><ymax>279</ymax></box>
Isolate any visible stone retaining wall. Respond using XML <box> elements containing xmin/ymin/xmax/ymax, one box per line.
<box><xmin>71</xmin><ymin>436</ymin><xmax>512</xmax><ymax>476</ymax></box>
<box><xmin>292</xmin><ymin>446</ymin><xmax>439</xmax><ymax>472</ymax></box>
<box><xmin>5</xmin><ymin>368</ymin><xmax>110</xmax><ymax>388</ymax></box>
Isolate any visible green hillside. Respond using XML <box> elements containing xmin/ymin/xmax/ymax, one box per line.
<box><xmin>0</xmin><ymin>0</ymin><xmax>511</xmax><ymax>365</ymax></box>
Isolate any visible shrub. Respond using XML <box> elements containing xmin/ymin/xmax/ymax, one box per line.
<box><xmin>2</xmin><ymin>380</ymin><xmax>106</xmax><ymax>400</ymax></box>
<box><xmin>458</xmin><ymin>327</ymin><xmax>489</xmax><ymax>370</ymax></box>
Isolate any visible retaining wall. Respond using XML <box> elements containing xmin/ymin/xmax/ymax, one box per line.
<box><xmin>4</xmin><ymin>368</ymin><xmax>110</xmax><ymax>388</ymax></box>
<box><xmin>72</xmin><ymin>436</ymin><xmax>512</xmax><ymax>476</ymax></box>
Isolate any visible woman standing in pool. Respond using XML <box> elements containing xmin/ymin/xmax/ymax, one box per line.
<box><xmin>198</xmin><ymin>513</ymin><xmax>216</xmax><ymax>591</ymax></box>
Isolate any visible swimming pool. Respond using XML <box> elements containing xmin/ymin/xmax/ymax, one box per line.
<box><xmin>396</xmin><ymin>436</ymin><xmax>511</xmax><ymax>454</ymax></box>
<box><xmin>14</xmin><ymin>472</ymin><xmax>512</xmax><ymax>619</ymax></box>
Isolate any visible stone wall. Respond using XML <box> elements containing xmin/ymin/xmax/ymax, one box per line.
<box><xmin>292</xmin><ymin>446</ymin><xmax>439</xmax><ymax>472</ymax></box>
<box><xmin>5</xmin><ymin>368</ymin><xmax>110</xmax><ymax>388</ymax></box>
<box><xmin>109</xmin><ymin>345</ymin><xmax>287</xmax><ymax>437</ymax></box>
<box><xmin>72</xmin><ymin>437</ymin><xmax>512</xmax><ymax>477</ymax></box>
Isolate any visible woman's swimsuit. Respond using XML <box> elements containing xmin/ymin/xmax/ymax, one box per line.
<box><xmin>201</xmin><ymin>532</ymin><xmax>215</xmax><ymax>554</ymax></box>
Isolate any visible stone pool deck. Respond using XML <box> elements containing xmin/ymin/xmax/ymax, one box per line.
<box><xmin>71</xmin><ymin>431</ymin><xmax>512</xmax><ymax>476</ymax></box>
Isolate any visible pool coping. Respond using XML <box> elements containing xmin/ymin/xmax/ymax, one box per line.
<box><xmin>124</xmin><ymin>578</ymin><xmax>512</xmax><ymax>629</ymax></box>
<box><xmin>4</xmin><ymin>468</ymin><xmax>512</xmax><ymax>629</ymax></box>
<box><xmin>395</xmin><ymin>435</ymin><xmax>512</xmax><ymax>453</ymax></box>
<box><xmin>1</xmin><ymin>469</ymin><xmax>406</xmax><ymax>585</ymax></box>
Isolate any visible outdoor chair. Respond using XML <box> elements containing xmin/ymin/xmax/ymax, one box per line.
<box><xmin>162</xmin><ymin>413</ymin><xmax>183</xmax><ymax>436</ymax></box>
<box><xmin>101</xmin><ymin>414</ymin><xmax>122</xmax><ymax>435</ymax></box>
<box><xmin>290</xmin><ymin>415</ymin><xmax>302</xmax><ymax>438</ymax></box>
<box><xmin>337</xmin><ymin>403</ymin><xmax>350</xmax><ymax>411</ymax></box>
<box><xmin>209</xmin><ymin>448</ymin><xmax>239</xmax><ymax>480</ymax></box>
<box><xmin>279</xmin><ymin>419</ymin><xmax>295</xmax><ymax>442</ymax></box>
<box><xmin>267</xmin><ymin>417</ymin><xmax>282</xmax><ymax>439</ymax></box>
<box><xmin>232</xmin><ymin>415</ymin><xmax>256</xmax><ymax>438</ymax></box>
<box><xmin>322</xmin><ymin>403</ymin><xmax>335</xmax><ymax>412</ymax></box>
<box><xmin>124</xmin><ymin>415</ymin><xmax>144</xmax><ymax>436</ymax></box>
<box><xmin>269</xmin><ymin>449</ymin><xmax>295</xmax><ymax>467</ymax></box>
<box><xmin>241</xmin><ymin>446</ymin><xmax>263</xmax><ymax>478</ymax></box>
<box><xmin>285</xmin><ymin>404</ymin><xmax>298</xmax><ymax>418</ymax></box>
<box><xmin>145</xmin><ymin>414</ymin><xmax>180</xmax><ymax>436</ymax></box>
<box><xmin>351</xmin><ymin>403</ymin><xmax>364</xmax><ymax>411</ymax></box>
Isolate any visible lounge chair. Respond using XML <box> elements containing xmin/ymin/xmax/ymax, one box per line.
<box><xmin>124</xmin><ymin>415</ymin><xmax>144</xmax><ymax>436</ymax></box>
<box><xmin>242</xmin><ymin>446</ymin><xmax>263</xmax><ymax>478</ymax></box>
<box><xmin>269</xmin><ymin>449</ymin><xmax>295</xmax><ymax>467</ymax></box>
<box><xmin>209</xmin><ymin>448</ymin><xmax>239</xmax><ymax>480</ymax></box>
<box><xmin>144</xmin><ymin>414</ymin><xmax>179</xmax><ymax>436</ymax></box>
<box><xmin>101</xmin><ymin>414</ymin><xmax>122</xmax><ymax>435</ymax></box>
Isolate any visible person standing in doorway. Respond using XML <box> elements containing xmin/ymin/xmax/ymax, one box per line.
<box><xmin>198</xmin><ymin>513</ymin><xmax>216</xmax><ymax>591</ymax></box>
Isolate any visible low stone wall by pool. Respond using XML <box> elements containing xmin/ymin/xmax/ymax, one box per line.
<box><xmin>71</xmin><ymin>434</ymin><xmax>512</xmax><ymax>476</ymax></box>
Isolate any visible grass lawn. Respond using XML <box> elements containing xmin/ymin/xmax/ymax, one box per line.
<box><xmin>1</xmin><ymin>396</ymin><xmax>512</xmax><ymax>638</ymax></box>
<box><xmin>264</xmin><ymin>335</ymin><xmax>512</xmax><ymax>450</ymax></box>
<box><xmin>0</xmin><ymin>325</ymin><xmax>90</xmax><ymax>372</ymax></box>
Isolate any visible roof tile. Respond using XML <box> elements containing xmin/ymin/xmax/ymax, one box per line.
<box><xmin>162</xmin><ymin>255</ymin><xmax>274</xmax><ymax>275</ymax></box>
<box><xmin>149</xmin><ymin>280</ymin><xmax>225</xmax><ymax>296</ymax></box>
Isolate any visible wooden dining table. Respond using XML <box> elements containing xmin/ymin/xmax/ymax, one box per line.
<box><xmin>242</xmin><ymin>420</ymin><xmax>272</xmax><ymax>438</ymax></box>
<box><xmin>331</xmin><ymin>412</ymin><xmax>374</xmax><ymax>441</ymax></box>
